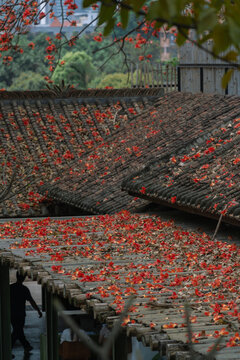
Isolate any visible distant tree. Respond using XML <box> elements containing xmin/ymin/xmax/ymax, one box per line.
<box><xmin>52</xmin><ymin>51</ymin><xmax>96</xmax><ymax>89</ymax></box>
<box><xmin>71</xmin><ymin>35</ymin><xmax>128</xmax><ymax>74</ymax></box>
<box><xmin>91</xmin><ymin>73</ymin><xmax>131</xmax><ymax>89</ymax></box>
<box><xmin>0</xmin><ymin>33</ymin><xmax>49</xmax><ymax>89</ymax></box>
<box><xmin>9</xmin><ymin>71</ymin><xmax>46</xmax><ymax>91</ymax></box>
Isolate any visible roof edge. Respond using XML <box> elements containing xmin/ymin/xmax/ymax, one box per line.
<box><xmin>0</xmin><ymin>88</ymin><xmax>164</xmax><ymax>100</ymax></box>
<box><xmin>126</xmin><ymin>190</ymin><xmax>240</xmax><ymax>228</ymax></box>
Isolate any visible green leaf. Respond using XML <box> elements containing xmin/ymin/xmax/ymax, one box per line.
<box><xmin>213</xmin><ymin>24</ymin><xmax>231</xmax><ymax>54</ymax></box>
<box><xmin>167</xmin><ymin>0</ymin><xmax>178</xmax><ymax>17</ymax></box>
<box><xmin>146</xmin><ymin>1</ymin><xmax>160</xmax><ymax>21</ymax></box>
<box><xmin>228</xmin><ymin>18</ymin><xmax>240</xmax><ymax>46</ymax></box>
<box><xmin>175</xmin><ymin>31</ymin><xmax>187</xmax><ymax>47</ymax></box>
<box><xmin>98</xmin><ymin>3</ymin><xmax>116</xmax><ymax>26</ymax></box>
<box><xmin>221</xmin><ymin>69</ymin><xmax>233</xmax><ymax>89</ymax></box>
<box><xmin>146</xmin><ymin>0</ymin><xmax>169</xmax><ymax>21</ymax></box>
<box><xmin>198</xmin><ymin>8</ymin><xmax>217</xmax><ymax>33</ymax></box>
<box><xmin>210</xmin><ymin>0</ymin><xmax>227</xmax><ymax>11</ymax></box>
<box><xmin>120</xmin><ymin>7</ymin><xmax>129</xmax><ymax>29</ymax></box>
<box><xmin>154</xmin><ymin>20</ymin><xmax>164</xmax><ymax>29</ymax></box>
<box><xmin>103</xmin><ymin>18</ymin><xmax>115</xmax><ymax>36</ymax></box>
<box><xmin>131</xmin><ymin>0</ymin><xmax>146</xmax><ymax>13</ymax></box>
<box><xmin>82</xmin><ymin>0</ymin><xmax>96</xmax><ymax>8</ymax></box>
<box><xmin>222</xmin><ymin>50</ymin><xmax>238</xmax><ymax>63</ymax></box>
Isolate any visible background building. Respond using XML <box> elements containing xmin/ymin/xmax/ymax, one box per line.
<box><xmin>31</xmin><ymin>0</ymin><xmax>98</xmax><ymax>34</ymax></box>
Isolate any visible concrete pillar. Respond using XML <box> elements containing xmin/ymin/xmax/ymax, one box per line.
<box><xmin>0</xmin><ymin>264</ymin><xmax>11</xmax><ymax>360</ymax></box>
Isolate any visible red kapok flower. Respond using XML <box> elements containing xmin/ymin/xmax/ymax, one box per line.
<box><xmin>171</xmin><ymin>196</ymin><xmax>176</xmax><ymax>204</ymax></box>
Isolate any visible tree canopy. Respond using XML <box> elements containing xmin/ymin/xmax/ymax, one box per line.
<box><xmin>52</xmin><ymin>51</ymin><xmax>96</xmax><ymax>88</ymax></box>
<box><xmin>9</xmin><ymin>71</ymin><xmax>46</xmax><ymax>90</ymax></box>
<box><xmin>0</xmin><ymin>32</ymin><xmax>165</xmax><ymax>90</ymax></box>
<box><xmin>92</xmin><ymin>72</ymin><xmax>131</xmax><ymax>88</ymax></box>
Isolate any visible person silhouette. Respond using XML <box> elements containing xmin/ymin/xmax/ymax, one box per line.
<box><xmin>10</xmin><ymin>271</ymin><xmax>42</xmax><ymax>353</ymax></box>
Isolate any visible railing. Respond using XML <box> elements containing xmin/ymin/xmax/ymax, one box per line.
<box><xmin>130</xmin><ymin>62</ymin><xmax>178</xmax><ymax>92</ymax></box>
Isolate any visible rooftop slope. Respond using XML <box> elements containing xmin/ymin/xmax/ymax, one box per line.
<box><xmin>40</xmin><ymin>92</ymin><xmax>240</xmax><ymax>215</ymax></box>
<box><xmin>1</xmin><ymin>213</ymin><xmax>240</xmax><ymax>358</ymax></box>
<box><xmin>0</xmin><ymin>89</ymin><xmax>161</xmax><ymax>217</ymax></box>
<box><xmin>122</xmin><ymin>111</ymin><xmax>240</xmax><ymax>225</ymax></box>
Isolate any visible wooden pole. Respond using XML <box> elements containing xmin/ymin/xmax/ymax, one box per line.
<box><xmin>136</xmin><ymin>64</ymin><xmax>139</xmax><ymax>88</ymax></box>
<box><xmin>157</xmin><ymin>63</ymin><xmax>160</xmax><ymax>87</ymax></box>
<box><xmin>42</xmin><ymin>285</ymin><xmax>46</xmax><ymax>312</ymax></box>
<box><xmin>166</xmin><ymin>64</ymin><xmax>169</xmax><ymax>93</ymax></box>
<box><xmin>46</xmin><ymin>290</ymin><xmax>52</xmax><ymax>360</ymax></box>
<box><xmin>174</xmin><ymin>66</ymin><xmax>177</xmax><ymax>91</ymax></box>
<box><xmin>177</xmin><ymin>66</ymin><xmax>181</xmax><ymax>91</ymax></box>
<box><xmin>52</xmin><ymin>294</ymin><xmax>59</xmax><ymax>359</ymax></box>
<box><xmin>160</xmin><ymin>64</ymin><xmax>163</xmax><ymax>90</ymax></box>
<box><xmin>114</xmin><ymin>331</ymin><xmax>129</xmax><ymax>360</ymax></box>
<box><xmin>139</xmin><ymin>63</ymin><xmax>143</xmax><ymax>87</ymax></box>
<box><xmin>147</xmin><ymin>62</ymin><xmax>150</xmax><ymax>87</ymax></box>
<box><xmin>143</xmin><ymin>62</ymin><xmax>146</xmax><ymax>88</ymax></box>
<box><xmin>130</xmin><ymin>63</ymin><xmax>133</xmax><ymax>88</ymax></box>
<box><xmin>211</xmin><ymin>211</ymin><xmax>225</xmax><ymax>241</ymax></box>
<box><xmin>145</xmin><ymin>62</ymin><xmax>148</xmax><ymax>87</ymax></box>
<box><xmin>46</xmin><ymin>290</ymin><xmax>59</xmax><ymax>360</ymax></box>
<box><xmin>151</xmin><ymin>63</ymin><xmax>154</xmax><ymax>87</ymax></box>
<box><xmin>0</xmin><ymin>264</ymin><xmax>11</xmax><ymax>360</ymax></box>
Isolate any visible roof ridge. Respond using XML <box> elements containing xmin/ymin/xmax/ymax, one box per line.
<box><xmin>0</xmin><ymin>88</ymin><xmax>164</xmax><ymax>100</ymax></box>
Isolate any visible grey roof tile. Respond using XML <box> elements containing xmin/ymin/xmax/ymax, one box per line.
<box><xmin>41</xmin><ymin>92</ymin><xmax>240</xmax><ymax>219</ymax></box>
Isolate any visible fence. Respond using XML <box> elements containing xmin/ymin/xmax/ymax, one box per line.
<box><xmin>178</xmin><ymin>42</ymin><xmax>240</xmax><ymax>95</ymax></box>
<box><xmin>130</xmin><ymin>62</ymin><xmax>178</xmax><ymax>92</ymax></box>
<box><xmin>129</xmin><ymin>43</ymin><xmax>240</xmax><ymax>95</ymax></box>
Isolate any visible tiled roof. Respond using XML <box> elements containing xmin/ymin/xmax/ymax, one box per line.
<box><xmin>122</xmin><ymin>108</ymin><xmax>240</xmax><ymax>225</ymax></box>
<box><xmin>0</xmin><ymin>89</ymin><xmax>162</xmax><ymax>217</ymax></box>
<box><xmin>40</xmin><ymin>92</ymin><xmax>240</xmax><ymax>216</ymax></box>
<box><xmin>1</xmin><ymin>213</ymin><xmax>240</xmax><ymax>358</ymax></box>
